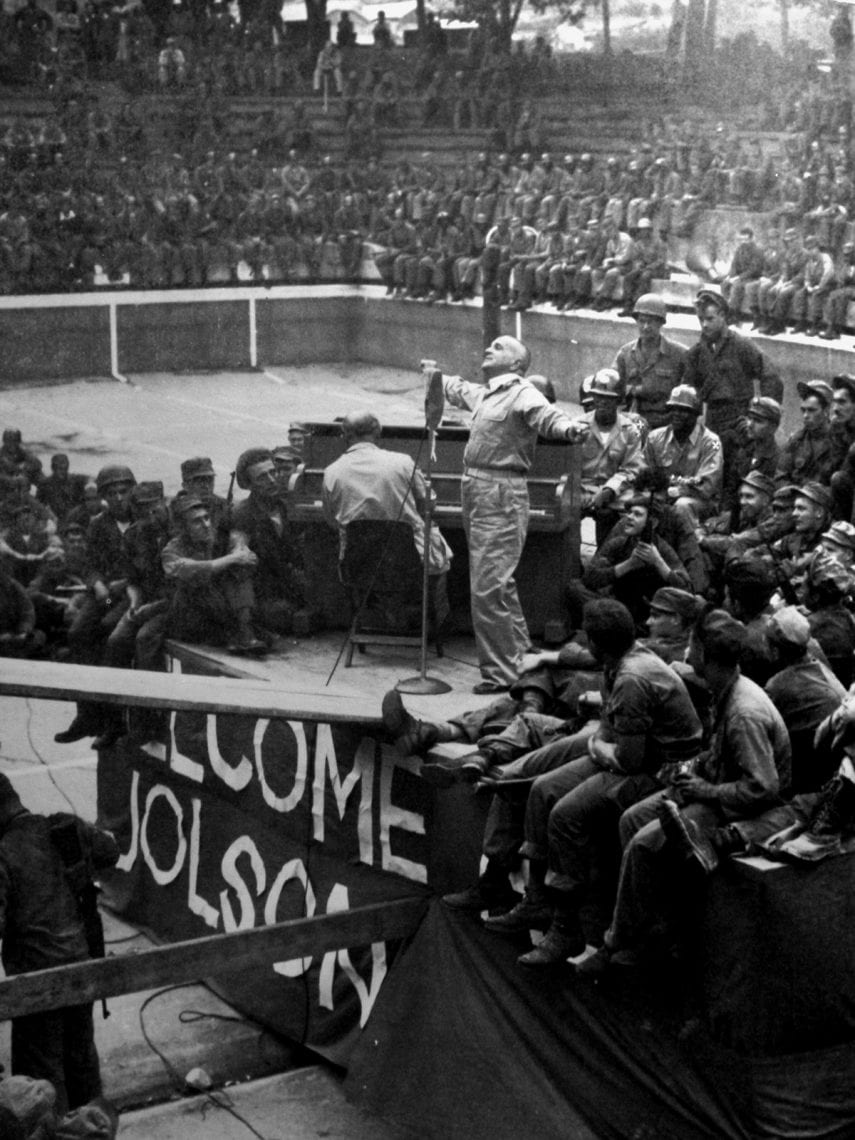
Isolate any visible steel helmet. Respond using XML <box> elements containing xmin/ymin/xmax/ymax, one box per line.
<box><xmin>96</xmin><ymin>464</ymin><xmax>136</xmax><ymax>491</ymax></box>
<box><xmin>665</xmin><ymin>384</ymin><xmax>702</xmax><ymax>413</ymax></box>
<box><xmin>633</xmin><ymin>293</ymin><xmax>667</xmax><ymax>321</ymax></box>
<box><xmin>588</xmin><ymin>368</ymin><xmax>623</xmax><ymax>399</ymax></box>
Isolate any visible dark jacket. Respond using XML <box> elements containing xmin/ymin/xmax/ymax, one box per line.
<box><xmin>0</xmin><ymin>811</ymin><xmax>118</xmax><ymax>976</ymax></box>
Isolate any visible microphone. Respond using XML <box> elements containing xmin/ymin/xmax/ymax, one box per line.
<box><xmin>423</xmin><ymin>363</ymin><xmax>444</xmax><ymax>432</ymax></box>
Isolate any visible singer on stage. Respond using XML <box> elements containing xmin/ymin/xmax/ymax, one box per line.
<box><xmin>425</xmin><ymin>337</ymin><xmax>589</xmax><ymax>694</ymax></box>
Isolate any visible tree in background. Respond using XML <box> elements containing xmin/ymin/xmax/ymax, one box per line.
<box><xmin>453</xmin><ymin>0</ymin><xmax>603</xmax><ymax>53</ymax></box>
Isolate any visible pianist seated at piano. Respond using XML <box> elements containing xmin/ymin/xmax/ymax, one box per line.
<box><xmin>321</xmin><ymin>411</ymin><xmax>452</xmax><ymax>631</ymax></box>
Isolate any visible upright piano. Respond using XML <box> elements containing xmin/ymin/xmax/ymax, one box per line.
<box><xmin>290</xmin><ymin>422</ymin><xmax>582</xmax><ymax>637</ymax></box>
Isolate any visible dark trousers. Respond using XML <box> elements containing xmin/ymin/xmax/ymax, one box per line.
<box><xmin>13</xmin><ymin>1003</ymin><xmax>101</xmax><ymax>1115</ymax></box>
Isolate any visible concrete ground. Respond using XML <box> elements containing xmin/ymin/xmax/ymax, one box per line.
<box><xmin>0</xmin><ymin>363</ymin><xmax>475</xmax><ymax>497</ymax></box>
<box><xmin>118</xmin><ymin>1067</ymin><xmax>413</xmax><ymax>1140</ymax></box>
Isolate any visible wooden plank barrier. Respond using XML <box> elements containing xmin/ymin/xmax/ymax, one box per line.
<box><xmin>0</xmin><ymin>658</ymin><xmax>382</xmax><ymax>726</ymax></box>
<box><xmin>0</xmin><ymin>897</ymin><xmax>427</xmax><ymax>1021</ymax></box>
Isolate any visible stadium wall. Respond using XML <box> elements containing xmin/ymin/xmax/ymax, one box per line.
<box><xmin>0</xmin><ymin>285</ymin><xmax>846</xmax><ymax>437</ymax></box>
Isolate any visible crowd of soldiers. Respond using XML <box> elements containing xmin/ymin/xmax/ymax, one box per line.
<box><xmin>378</xmin><ymin>285</ymin><xmax>855</xmax><ymax>974</ymax></box>
<box><xmin>0</xmin><ymin>426</ymin><xmax>312</xmax><ymax>749</ymax></box>
<box><xmin>3</xmin><ymin>85</ymin><xmax>855</xmax><ymax>318</ymax></box>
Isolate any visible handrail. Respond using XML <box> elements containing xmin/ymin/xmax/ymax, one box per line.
<box><xmin>0</xmin><ymin>658</ymin><xmax>382</xmax><ymax>726</ymax></box>
<box><xmin>0</xmin><ymin>897</ymin><xmax>428</xmax><ymax>1020</ymax></box>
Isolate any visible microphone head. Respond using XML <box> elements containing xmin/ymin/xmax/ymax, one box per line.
<box><xmin>425</xmin><ymin>368</ymin><xmax>444</xmax><ymax>432</ymax></box>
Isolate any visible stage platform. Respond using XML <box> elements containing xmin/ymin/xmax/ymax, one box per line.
<box><xmin>345</xmin><ymin>898</ymin><xmax>855</xmax><ymax>1140</ymax></box>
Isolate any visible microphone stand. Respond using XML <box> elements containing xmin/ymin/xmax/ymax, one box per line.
<box><xmin>396</xmin><ymin>370</ymin><xmax>451</xmax><ymax>696</ymax></box>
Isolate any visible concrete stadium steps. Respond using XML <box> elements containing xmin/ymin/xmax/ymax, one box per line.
<box><xmin>0</xmin><ymin>82</ymin><xmax>692</xmax><ymax>166</ymax></box>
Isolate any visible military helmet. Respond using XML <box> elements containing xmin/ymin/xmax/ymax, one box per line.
<box><xmin>665</xmin><ymin>385</ymin><xmax>702</xmax><ymax>413</ymax></box>
<box><xmin>588</xmin><ymin>368</ymin><xmax>623</xmax><ymax>399</ymax></box>
<box><xmin>632</xmin><ymin>293</ymin><xmax>667</xmax><ymax>321</ymax></box>
<box><xmin>96</xmin><ymin>464</ymin><xmax>136</xmax><ymax>491</ymax></box>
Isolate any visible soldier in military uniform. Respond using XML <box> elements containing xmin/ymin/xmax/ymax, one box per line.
<box><xmin>172</xmin><ymin>456</ymin><xmax>231</xmax><ymax>543</ymax></box>
<box><xmin>577</xmin><ymin>369</ymin><xmax>645</xmax><ymax>543</ymax></box>
<box><xmin>98</xmin><ymin>481</ymin><xmax>171</xmax><ymax>747</ymax></box>
<box><xmin>777</xmin><ymin>380</ymin><xmax>835</xmax><ymax>488</ymax></box>
<box><xmin>611</xmin><ymin>293</ymin><xmax>687</xmax><ymax>431</ymax></box>
<box><xmin>723</xmin><ymin>395</ymin><xmax>782</xmax><ymax>522</ymax></box>
<box><xmin>700</xmin><ymin>471</ymin><xmax>778</xmax><ymax>595</ymax></box>
<box><xmin>55</xmin><ymin>465</ymin><xmax>136</xmax><ymax>747</ymax></box>
<box><xmin>720</xmin><ymin>225</ymin><xmax>765</xmax><ymax>322</ymax></box>
<box><xmin>772</xmin><ymin>482</ymin><xmax>834</xmax><ymax>605</ymax></box>
<box><xmin>684</xmin><ymin>287</ymin><xmax>780</xmax><ymax>494</ymax></box>
<box><xmin>162</xmin><ymin>495</ymin><xmax>265</xmax><ymax>656</ymax></box>
<box><xmin>230</xmin><ymin>448</ymin><xmax>307</xmax><ymax>637</ymax></box>
<box><xmin>643</xmin><ymin>385</ymin><xmax>724</xmax><ymax>528</ymax></box>
<box><xmin>616</xmin><ymin>218</ymin><xmax>668</xmax><ymax>316</ymax></box>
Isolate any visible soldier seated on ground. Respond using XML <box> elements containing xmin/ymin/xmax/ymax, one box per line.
<box><xmin>36</xmin><ymin>453</ymin><xmax>89</xmax><ymax>527</ymax></box>
<box><xmin>577</xmin><ymin>369</ymin><xmax>644</xmax><ymax>545</ymax></box>
<box><xmin>0</xmin><ymin>563</ymin><xmax>45</xmax><ymax>658</ymax></box>
<box><xmin>566</xmin><ymin>491</ymin><xmax>692</xmax><ymax>633</ymax></box>
<box><xmin>231</xmin><ymin>447</ymin><xmax>308</xmax><ymax>637</ymax></box>
<box><xmin>162</xmin><ymin>495</ymin><xmax>266</xmax><ymax>656</ymax></box>
<box><xmin>643</xmin><ymin>384</ymin><xmax>724</xmax><ymax>530</ymax></box>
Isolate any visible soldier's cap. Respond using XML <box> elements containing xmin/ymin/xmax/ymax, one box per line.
<box><xmin>832</xmin><ymin>373</ymin><xmax>855</xmax><ymax>401</ymax></box>
<box><xmin>649</xmin><ymin>587</ymin><xmax>701</xmax><ymax>620</ymax></box>
<box><xmin>588</xmin><ymin>368</ymin><xmax>623</xmax><ymax>398</ymax></box>
<box><xmin>272</xmin><ymin>445</ymin><xmax>302</xmax><ymax>463</ymax></box>
<box><xmin>724</xmin><ymin>556</ymin><xmax>776</xmax><ymax>591</ymax></box>
<box><xmin>747</xmin><ymin>396</ymin><xmax>782</xmax><ymax>425</ymax></box>
<box><xmin>96</xmin><ymin>464</ymin><xmax>136</xmax><ymax>491</ymax></box>
<box><xmin>767</xmin><ymin>605</ymin><xmax>811</xmax><ymax>648</ymax></box>
<box><xmin>784</xmin><ymin>226</ymin><xmax>800</xmax><ymax>239</ymax></box>
<box><xmin>172</xmin><ymin>493</ymin><xmax>206</xmax><ymax>518</ymax></box>
<box><xmin>796</xmin><ymin>481</ymin><xmax>833</xmax><ymax>510</ymax></box>
<box><xmin>235</xmin><ymin>447</ymin><xmax>274</xmax><ymax>490</ymax></box>
<box><xmin>740</xmin><ymin>470</ymin><xmax>776</xmax><ymax>498</ymax></box>
<box><xmin>0</xmin><ymin>772</ymin><xmax>25</xmax><ymax>829</ymax></box>
<box><xmin>796</xmin><ymin>378</ymin><xmax>834</xmax><ymax>406</ymax></box>
<box><xmin>822</xmin><ymin>520</ymin><xmax>855</xmax><ymax>550</ymax></box>
<box><xmin>696</xmin><ymin>607</ymin><xmax>748</xmax><ymax>654</ymax></box>
<box><xmin>288</xmin><ymin>422</ymin><xmax>311</xmax><ymax>435</ymax></box>
<box><xmin>805</xmin><ymin>233</ymin><xmax>820</xmax><ymax>246</ymax></box>
<box><xmin>636</xmin><ymin>217</ymin><xmax>653</xmax><ymax>229</ymax></box>
<box><xmin>2</xmin><ymin>428</ymin><xmax>22</xmax><ymax>443</ymax></box>
<box><xmin>181</xmin><ymin>456</ymin><xmax>215</xmax><ymax>481</ymax></box>
<box><xmin>131</xmin><ymin>480</ymin><xmax>164</xmax><ymax>504</ymax></box>
<box><xmin>695</xmin><ymin>286</ymin><xmax>726</xmax><ymax>312</ymax></box>
<box><xmin>772</xmin><ymin>484</ymin><xmax>798</xmax><ymax>506</ymax></box>
<box><xmin>812</xmin><ymin>557</ymin><xmax>854</xmax><ymax>595</ymax></box>
<box><xmin>586</xmin><ymin>219</ymin><xmax>600</xmax><ymax>229</ymax></box>
<box><xmin>546</xmin><ymin>219</ymin><xmax>559</xmax><ymax>229</ymax></box>
<box><xmin>665</xmin><ymin>384</ymin><xmax>702</xmax><ymax>412</ymax></box>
